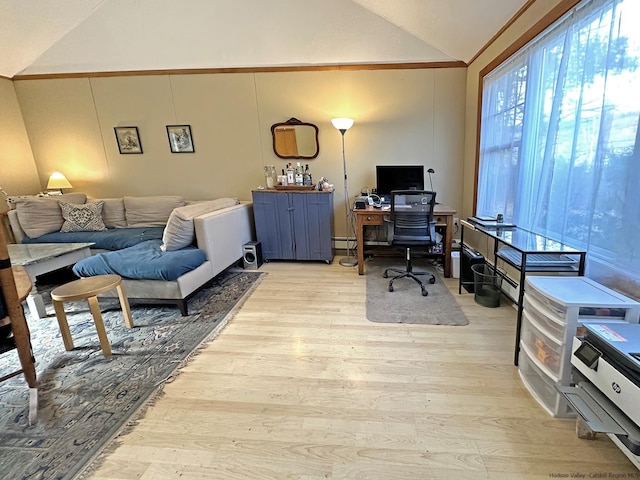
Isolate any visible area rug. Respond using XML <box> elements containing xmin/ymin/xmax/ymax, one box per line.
<box><xmin>365</xmin><ymin>257</ymin><xmax>469</xmax><ymax>325</ymax></box>
<box><xmin>0</xmin><ymin>267</ymin><xmax>263</xmax><ymax>480</ymax></box>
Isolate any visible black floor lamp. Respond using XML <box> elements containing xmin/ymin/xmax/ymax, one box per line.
<box><xmin>331</xmin><ymin>117</ymin><xmax>357</xmax><ymax>267</ymax></box>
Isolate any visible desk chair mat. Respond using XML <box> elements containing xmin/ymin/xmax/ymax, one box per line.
<box><xmin>365</xmin><ymin>257</ymin><xmax>469</xmax><ymax>325</ymax></box>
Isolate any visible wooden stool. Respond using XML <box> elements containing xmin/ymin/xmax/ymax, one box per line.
<box><xmin>51</xmin><ymin>274</ymin><xmax>133</xmax><ymax>357</ymax></box>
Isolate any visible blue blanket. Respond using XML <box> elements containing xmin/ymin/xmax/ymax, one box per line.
<box><xmin>72</xmin><ymin>240</ymin><xmax>206</xmax><ymax>281</ymax></box>
<box><xmin>22</xmin><ymin>227</ymin><xmax>165</xmax><ymax>251</ymax></box>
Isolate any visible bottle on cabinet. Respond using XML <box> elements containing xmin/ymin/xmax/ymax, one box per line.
<box><xmin>278</xmin><ymin>169</ymin><xmax>287</xmax><ymax>186</ymax></box>
<box><xmin>295</xmin><ymin>162</ymin><xmax>304</xmax><ymax>186</ymax></box>
<box><xmin>263</xmin><ymin>165</ymin><xmax>276</xmax><ymax>189</ymax></box>
<box><xmin>303</xmin><ymin>164</ymin><xmax>312</xmax><ymax>186</ymax></box>
<box><xmin>286</xmin><ymin>163</ymin><xmax>295</xmax><ymax>185</ymax></box>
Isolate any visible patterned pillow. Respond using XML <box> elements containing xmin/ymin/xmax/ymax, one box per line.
<box><xmin>60</xmin><ymin>201</ymin><xmax>107</xmax><ymax>232</ymax></box>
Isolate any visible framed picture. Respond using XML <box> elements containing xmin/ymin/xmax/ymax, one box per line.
<box><xmin>114</xmin><ymin>126</ymin><xmax>143</xmax><ymax>154</ymax></box>
<box><xmin>166</xmin><ymin>125</ymin><xmax>195</xmax><ymax>153</ymax></box>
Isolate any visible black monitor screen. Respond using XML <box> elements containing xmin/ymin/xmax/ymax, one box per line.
<box><xmin>375</xmin><ymin>165</ymin><xmax>425</xmax><ymax>200</ymax></box>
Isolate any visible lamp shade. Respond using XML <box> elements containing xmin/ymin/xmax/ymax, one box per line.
<box><xmin>47</xmin><ymin>172</ymin><xmax>73</xmax><ymax>190</ymax></box>
<box><xmin>331</xmin><ymin>118</ymin><xmax>354</xmax><ymax>131</ymax></box>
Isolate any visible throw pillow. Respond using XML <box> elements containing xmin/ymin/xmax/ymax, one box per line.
<box><xmin>15</xmin><ymin>199</ymin><xmax>66</xmax><ymax>238</ymax></box>
<box><xmin>14</xmin><ymin>194</ymin><xmax>88</xmax><ymax>238</ymax></box>
<box><xmin>161</xmin><ymin>198</ymin><xmax>240</xmax><ymax>251</ymax></box>
<box><xmin>91</xmin><ymin>198</ymin><xmax>127</xmax><ymax>228</ymax></box>
<box><xmin>60</xmin><ymin>201</ymin><xmax>107</xmax><ymax>232</ymax></box>
<box><xmin>124</xmin><ymin>196</ymin><xmax>186</xmax><ymax>227</ymax></box>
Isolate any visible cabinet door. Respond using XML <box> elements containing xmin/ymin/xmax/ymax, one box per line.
<box><xmin>252</xmin><ymin>191</ymin><xmax>295</xmax><ymax>260</ymax></box>
<box><xmin>291</xmin><ymin>192</ymin><xmax>334</xmax><ymax>261</ymax></box>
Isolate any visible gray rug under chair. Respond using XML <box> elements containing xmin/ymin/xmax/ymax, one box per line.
<box><xmin>0</xmin><ymin>267</ymin><xmax>263</xmax><ymax>480</ymax></box>
<box><xmin>365</xmin><ymin>257</ymin><xmax>469</xmax><ymax>326</ymax></box>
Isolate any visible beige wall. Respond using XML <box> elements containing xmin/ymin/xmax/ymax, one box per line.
<box><xmin>0</xmin><ymin>78</ymin><xmax>40</xmax><ymax>213</ymax></box>
<box><xmin>1</xmin><ymin>0</ymin><xmax>569</xmax><ymax>238</ymax></box>
<box><xmin>12</xmin><ymin>67</ymin><xmax>467</xmax><ymax>237</ymax></box>
<box><xmin>462</xmin><ymin>0</ymin><xmax>568</xmax><ymax>220</ymax></box>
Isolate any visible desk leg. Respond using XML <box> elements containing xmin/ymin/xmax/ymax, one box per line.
<box><xmin>513</xmin><ymin>259</ymin><xmax>527</xmax><ymax>366</ymax></box>
<box><xmin>458</xmin><ymin>223</ymin><xmax>465</xmax><ymax>294</ymax></box>
<box><xmin>357</xmin><ymin>216</ymin><xmax>365</xmax><ymax>275</ymax></box>
<box><xmin>443</xmin><ymin>215</ymin><xmax>453</xmax><ymax>278</ymax></box>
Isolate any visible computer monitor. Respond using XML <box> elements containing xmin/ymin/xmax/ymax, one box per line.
<box><xmin>375</xmin><ymin>165</ymin><xmax>425</xmax><ymax>203</ymax></box>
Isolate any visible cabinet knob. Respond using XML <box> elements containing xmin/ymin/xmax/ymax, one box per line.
<box><xmin>367</xmin><ymin>216</ymin><xmax>372</xmax><ymax>221</ymax></box>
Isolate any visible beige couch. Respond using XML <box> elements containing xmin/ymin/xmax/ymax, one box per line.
<box><xmin>7</xmin><ymin>194</ymin><xmax>254</xmax><ymax>315</ymax></box>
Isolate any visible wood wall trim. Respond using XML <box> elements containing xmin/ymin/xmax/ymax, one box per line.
<box><xmin>11</xmin><ymin>61</ymin><xmax>467</xmax><ymax>81</ymax></box>
<box><xmin>471</xmin><ymin>0</ymin><xmax>583</xmax><ymax>216</ymax></box>
<box><xmin>479</xmin><ymin>0</ymin><xmax>582</xmax><ymax>78</ymax></box>
<box><xmin>473</xmin><ymin>74</ymin><xmax>483</xmax><ymax>214</ymax></box>
<box><xmin>468</xmin><ymin>0</ymin><xmax>538</xmax><ymax>65</ymax></box>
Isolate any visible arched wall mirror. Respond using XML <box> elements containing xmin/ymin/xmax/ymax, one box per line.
<box><xmin>271</xmin><ymin>118</ymin><xmax>319</xmax><ymax>159</ymax></box>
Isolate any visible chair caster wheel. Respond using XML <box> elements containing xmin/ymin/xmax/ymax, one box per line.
<box><xmin>429</xmin><ymin>277</ymin><xmax>436</xmax><ymax>284</ymax></box>
<box><xmin>388</xmin><ymin>284</ymin><xmax>394</xmax><ymax>292</ymax></box>
<box><xmin>422</xmin><ymin>289</ymin><xmax>428</xmax><ymax>296</ymax></box>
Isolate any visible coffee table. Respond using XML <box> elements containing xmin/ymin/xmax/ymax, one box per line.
<box><xmin>8</xmin><ymin>243</ymin><xmax>94</xmax><ymax>319</ymax></box>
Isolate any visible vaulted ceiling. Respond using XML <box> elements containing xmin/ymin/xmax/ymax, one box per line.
<box><xmin>0</xmin><ymin>0</ymin><xmax>529</xmax><ymax>78</ymax></box>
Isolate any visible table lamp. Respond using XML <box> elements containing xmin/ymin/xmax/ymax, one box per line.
<box><xmin>47</xmin><ymin>172</ymin><xmax>73</xmax><ymax>193</ymax></box>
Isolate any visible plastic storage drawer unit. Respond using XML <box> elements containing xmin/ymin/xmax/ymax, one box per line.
<box><xmin>520</xmin><ymin>310</ymin><xmax>564</xmax><ymax>377</ymax></box>
<box><xmin>523</xmin><ymin>295</ymin><xmax>565</xmax><ymax>340</ymax></box>
<box><xmin>519</xmin><ymin>276</ymin><xmax>640</xmax><ymax>418</ymax></box>
<box><xmin>518</xmin><ymin>344</ymin><xmax>574</xmax><ymax>417</ymax></box>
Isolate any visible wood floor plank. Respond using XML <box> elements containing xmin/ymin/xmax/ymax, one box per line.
<box><xmin>86</xmin><ymin>260</ymin><xmax>638</xmax><ymax>479</ymax></box>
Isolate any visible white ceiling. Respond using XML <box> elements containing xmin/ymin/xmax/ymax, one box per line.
<box><xmin>0</xmin><ymin>0</ymin><xmax>528</xmax><ymax>78</ymax></box>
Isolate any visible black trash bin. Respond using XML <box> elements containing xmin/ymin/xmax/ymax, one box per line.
<box><xmin>471</xmin><ymin>263</ymin><xmax>502</xmax><ymax>307</ymax></box>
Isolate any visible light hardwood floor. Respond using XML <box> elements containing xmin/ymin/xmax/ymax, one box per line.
<box><xmin>88</xmin><ymin>260</ymin><xmax>638</xmax><ymax>480</ymax></box>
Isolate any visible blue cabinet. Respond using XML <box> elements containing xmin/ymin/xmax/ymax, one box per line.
<box><xmin>252</xmin><ymin>190</ymin><xmax>334</xmax><ymax>262</ymax></box>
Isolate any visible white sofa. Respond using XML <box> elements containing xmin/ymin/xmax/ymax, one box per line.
<box><xmin>103</xmin><ymin>202</ymin><xmax>254</xmax><ymax>314</ymax></box>
<box><xmin>7</xmin><ymin>195</ymin><xmax>254</xmax><ymax>315</ymax></box>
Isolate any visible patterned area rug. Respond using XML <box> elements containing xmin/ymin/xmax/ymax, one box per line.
<box><xmin>365</xmin><ymin>257</ymin><xmax>469</xmax><ymax>325</ymax></box>
<box><xmin>0</xmin><ymin>267</ymin><xmax>263</xmax><ymax>480</ymax></box>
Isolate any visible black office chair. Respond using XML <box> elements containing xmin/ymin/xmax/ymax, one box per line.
<box><xmin>383</xmin><ymin>190</ymin><xmax>437</xmax><ymax>296</ymax></box>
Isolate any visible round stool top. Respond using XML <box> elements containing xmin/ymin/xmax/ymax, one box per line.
<box><xmin>51</xmin><ymin>274</ymin><xmax>123</xmax><ymax>301</ymax></box>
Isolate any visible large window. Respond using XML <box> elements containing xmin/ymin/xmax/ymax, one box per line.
<box><xmin>477</xmin><ymin>0</ymin><xmax>640</xmax><ymax>293</ymax></box>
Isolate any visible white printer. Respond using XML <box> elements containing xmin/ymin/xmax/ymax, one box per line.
<box><xmin>561</xmin><ymin>322</ymin><xmax>640</xmax><ymax>468</ymax></box>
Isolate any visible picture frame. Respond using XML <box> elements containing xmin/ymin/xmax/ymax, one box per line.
<box><xmin>114</xmin><ymin>126</ymin><xmax>143</xmax><ymax>154</ymax></box>
<box><xmin>166</xmin><ymin>125</ymin><xmax>195</xmax><ymax>153</ymax></box>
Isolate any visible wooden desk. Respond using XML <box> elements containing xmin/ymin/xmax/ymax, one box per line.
<box><xmin>354</xmin><ymin>204</ymin><xmax>457</xmax><ymax>276</ymax></box>
<box><xmin>459</xmin><ymin>220</ymin><xmax>586</xmax><ymax>366</ymax></box>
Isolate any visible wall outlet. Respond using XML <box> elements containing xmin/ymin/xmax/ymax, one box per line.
<box><xmin>453</xmin><ymin>217</ymin><xmax>460</xmax><ymax>228</ymax></box>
